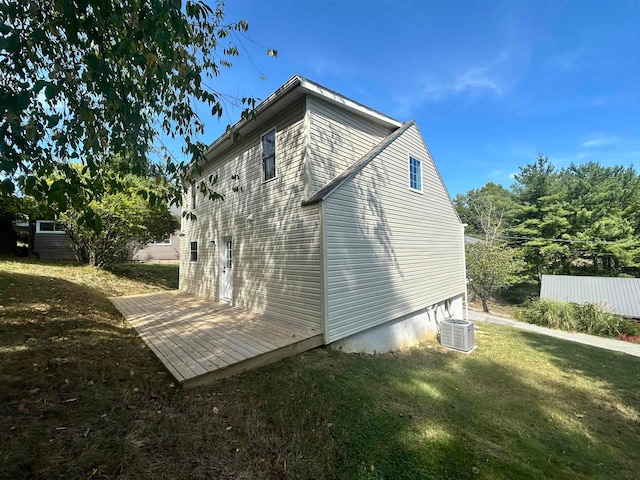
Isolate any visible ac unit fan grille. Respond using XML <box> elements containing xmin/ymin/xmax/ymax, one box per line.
<box><xmin>440</xmin><ymin>318</ymin><xmax>475</xmax><ymax>352</ymax></box>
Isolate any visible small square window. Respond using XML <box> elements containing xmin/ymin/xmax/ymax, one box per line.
<box><xmin>190</xmin><ymin>241</ymin><xmax>198</xmax><ymax>262</ymax></box>
<box><xmin>190</xmin><ymin>180</ymin><xmax>196</xmax><ymax>209</ymax></box>
<box><xmin>409</xmin><ymin>157</ymin><xmax>422</xmax><ymax>192</ymax></box>
<box><xmin>261</xmin><ymin>129</ymin><xmax>276</xmax><ymax>181</ymax></box>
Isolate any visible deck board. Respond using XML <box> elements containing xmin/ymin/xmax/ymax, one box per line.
<box><xmin>110</xmin><ymin>291</ymin><xmax>323</xmax><ymax>388</ymax></box>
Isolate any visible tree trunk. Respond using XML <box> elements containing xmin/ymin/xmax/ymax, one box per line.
<box><xmin>88</xmin><ymin>249</ymin><xmax>97</xmax><ymax>267</ymax></box>
<box><xmin>0</xmin><ymin>219</ymin><xmax>17</xmax><ymax>255</ymax></box>
<box><xmin>481</xmin><ymin>295</ymin><xmax>490</xmax><ymax>313</ymax></box>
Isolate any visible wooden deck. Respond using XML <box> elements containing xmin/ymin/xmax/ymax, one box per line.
<box><xmin>110</xmin><ymin>291</ymin><xmax>323</xmax><ymax>388</ymax></box>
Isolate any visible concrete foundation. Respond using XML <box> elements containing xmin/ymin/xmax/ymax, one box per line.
<box><xmin>330</xmin><ymin>295</ymin><xmax>464</xmax><ymax>354</ymax></box>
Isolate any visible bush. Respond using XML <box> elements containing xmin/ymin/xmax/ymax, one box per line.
<box><xmin>574</xmin><ymin>303</ymin><xmax>621</xmax><ymax>336</ymax></box>
<box><xmin>519</xmin><ymin>298</ymin><xmax>640</xmax><ymax>341</ymax></box>
<box><xmin>518</xmin><ymin>298</ymin><xmax>577</xmax><ymax>330</ymax></box>
<box><xmin>619</xmin><ymin>319</ymin><xmax>640</xmax><ymax>337</ymax></box>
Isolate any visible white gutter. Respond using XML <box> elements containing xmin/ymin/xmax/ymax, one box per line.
<box><xmin>298</xmin><ymin>78</ymin><xmax>403</xmax><ymax>129</ymax></box>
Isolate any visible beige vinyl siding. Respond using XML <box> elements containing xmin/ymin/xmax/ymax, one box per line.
<box><xmin>307</xmin><ymin>95</ymin><xmax>394</xmax><ymax>197</ymax></box>
<box><xmin>323</xmin><ymin>124</ymin><xmax>464</xmax><ymax>342</ymax></box>
<box><xmin>179</xmin><ymin>99</ymin><xmax>322</xmax><ymax>331</ymax></box>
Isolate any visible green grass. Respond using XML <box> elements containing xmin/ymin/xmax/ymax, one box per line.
<box><xmin>1</xmin><ymin>258</ymin><xmax>640</xmax><ymax>479</ymax></box>
<box><xmin>108</xmin><ymin>262</ymin><xmax>179</xmax><ymax>290</ymax></box>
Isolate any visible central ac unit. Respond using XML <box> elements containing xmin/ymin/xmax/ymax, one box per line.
<box><xmin>440</xmin><ymin>318</ymin><xmax>475</xmax><ymax>352</ymax></box>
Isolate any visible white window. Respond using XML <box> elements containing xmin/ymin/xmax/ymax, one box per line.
<box><xmin>36</xmin><ymin>220</ymin><xmax>66</xmax><ymax>234</ymax></box>
<box><xmin>190</xmin><ymin>180</ymin><xmax>196</xmax><ymax>209</ymax></box>
<box><xmin>153</xmin><ymin>236</ymin><xmax>172</xmax><ymax>246</ymax></box>
<box><xmin>261</xmin><ymin>128</ymin><xmax>276</xmax><ymax>181</ymax></box>
<box><xmin>409</xmin><ymin>156</ymin><xmax>423</xmax><ymax>192</ymax></box>
<box><xmin>190</xmin><ymin>241</ymin><xmax>198</xmax><ymax>262</ymax></box>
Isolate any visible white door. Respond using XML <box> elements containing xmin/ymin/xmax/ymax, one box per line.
<box><xmin>219</xmin><ymin>236</ymin><xmax>233</xmax><ymax>303</ymax></box>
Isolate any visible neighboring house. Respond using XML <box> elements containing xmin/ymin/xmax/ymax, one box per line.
<box><xmin>28</xmin><ymin>214</ymin><xmax>181</xmax><ymax>263</ymax></box>
<box><xmin>133</xmin><ymin>205</ymin><xmax>181</xmax><ymax>263</ymax></box>
<box><xmin>30</xmin><ymin>219</ymin><xmax>76</xmax><ymax>261</ymax></box>
<box><xmin>132</xmin><ymin>232</ymin><xmax>181</xmax><ymax>262</ymax></box>
<box><xmin>180</xmin><ymin>75</ymin><xmax>466</xmax><ymax>353</ymax></box>
<box><xmin>541</xmin><ymin>274</ymin><xmax>640</xmax><ymax>319</ymax></box>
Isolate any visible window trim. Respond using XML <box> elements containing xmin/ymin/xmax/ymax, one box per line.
<box><xmin>153</xmin><ymin>236</ymin><xmax>172</xmax><ymax>246</ymax></box>
<box><xmin>260</xmin><ymin>127</ymin><xmax>277</xmax><ymax>183</ymax></box>
<box><xmin>190</xmin><ymin>241</ymin><xmax>198</xmax><ymax>262</ymax></box>
<box><xmin>35</xmin><ymin>220</ymin><xmax>66</xmax><ymax>234</ymax></box>
<box><xmin>190</xmin><ymin>180</ymin><xmax>197</xmax><ymax>209</ymax></box>
<box><xmin>408</xmin><ymin>155</ymin><xmax>424</xmax><ymax>193</ymax></box>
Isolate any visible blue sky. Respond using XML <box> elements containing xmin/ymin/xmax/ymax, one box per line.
<box><xmin>193</xmin><ymin>0</ymin><xmax>640</xmax><ymax>197</ymax></box>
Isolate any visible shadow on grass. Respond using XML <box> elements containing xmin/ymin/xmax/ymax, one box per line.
<box><xmin>0</xmin><ymin>254</ymin><xmax>84</xmax><ymax>267</ymax></box>
<box><xmin>274</xmin><ymin>344</ymin><xmax>636</xmax><ymax>478</ymax></box>
<box><xmin>114</xmin><ymin>332</ymin><xmax>640</xmax><ymax>480</ymax></box>
<box><xmin>0</xmin><ymin>271</ymin><xmax>173</xmax><ymax>479</ymax></box>
<box><xmin>517</xmin><ymin>329</ymin><xmax>640</xmax><ymax>410</ymax></box>
<box><xmin>3</xmin><ymin>268</ymin><xmax>640</xmax><ymax>479</ymax></box>
<box><xmin>108</xmin><ymin>263</ymin><xmax>179</xmax><ymax>290</ymax></box>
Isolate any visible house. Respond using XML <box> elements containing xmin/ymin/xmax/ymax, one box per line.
<box><xmin>28</xmin><ymin>212</ymin><xmax>181</xmax><ymax>263</ymax></box>
<box><xmin>179</xmin><ymin>75</ymin><xmax>466</xmax><ymax>353</ymax></box>
<box><xmin>541</xmin><ymin>274</ymin><xmax>640</xmax><ymax>318</ymax></box>
<box><xmin>133</xmin><ymin>205</ymin><xmax>181</xmax><ymax>263</ymax></box>
<box><xmin>132</xmin><ymin>231</ymin><xmax>181</xmax><ymax>262</ymax></box>
<box><xmin>30</xmin><ymin>219</ymin><xmax>76</xmax><ymax>261</ymax></box>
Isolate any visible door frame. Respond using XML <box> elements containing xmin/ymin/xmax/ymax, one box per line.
<box><xmin>218</xmin><ymin>235</ymin><xmax>233</xmax><ymax>304</ymax></box>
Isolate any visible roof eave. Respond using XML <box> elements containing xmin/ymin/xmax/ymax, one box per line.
<box><xmin>298</xmin><ymin>77</ymin><xmax>403</xmax><ymax>129</ymax></box>
<box><xmin>202</xmin><ymin>75</ymin><xmax>303</xmax><ymax>158</ymax></box>
<box><xmin>201</xmin><ymin>75</ymin><xmax>403</xmax><ymax>162</ymax></box>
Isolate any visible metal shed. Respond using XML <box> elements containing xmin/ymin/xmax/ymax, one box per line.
<box><xmin>540</xmin><ymin>274</ymin><xmax>640</xmax><ymax>318</ymax></box>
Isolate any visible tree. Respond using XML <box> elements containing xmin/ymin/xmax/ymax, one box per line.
<box><xmin>0</xmin><ymin>193</ymin><xmax>21</xmax><ymax>254</ymax></box>
<box><xmin>560</xmin><ymin>163</ymin><xmax>640</xmax><ymax>273</ymax></box>
<box><xmin>60</xmin><ymin>171</ymin><xmax>180</xmax><ymax>267</ymax></box>
<box><xmin>459</xmin><ymin>156</ymin><xmax>640</xmax><ymax>279</ymax></box>
<box><xmin>466</xmin><ymin>243</ymin><xmax>524</xmax><ymax>312</ymax></box>
<box><xmin>510</xmin><ymin>155</ymin><xmax>571</xmax><ymax>279</ymax></box>
<box><xmin>454</xmin><ymin>182</ymin><xmax>517</xmax><ymax>242</ymax></box>
<box><xmin>1</xmin><ymin>0</ymin><xmax>275</xmax><ymax>216</ymax></box>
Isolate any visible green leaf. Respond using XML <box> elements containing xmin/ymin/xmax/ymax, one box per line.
<box><xmin>44</xmin><ymin>84</ymin><xmax>60</xmax><ymax>100</ymax></box>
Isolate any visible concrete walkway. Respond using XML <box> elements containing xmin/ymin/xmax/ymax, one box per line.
<box><xmin>467</xmin><ymin>308</ymin><xmax>640</xmax><ymax>358</ymax></box>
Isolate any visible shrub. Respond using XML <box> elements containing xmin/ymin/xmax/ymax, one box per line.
<box><xmin>574</xmin><ymin>303</ymin><xmax>621</xmax><ymax>336</ymax></box>
<box><xmin>519</xmin><ymin>298</ymin><xmax>577</xmax><ymax>330</ymax></box>
<box><xmin>619</xmin><ymin>319</ymin><xmax>640</xmax><ymax>337</ymax></box>
<box><xmin>519</xmin><ymin>298</ymin><xmax>640</xmax><ymax>341</ymax></box>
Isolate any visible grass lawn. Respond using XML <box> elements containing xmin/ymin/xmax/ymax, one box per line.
<box><xmin>1</xmin><ymin>258</ymin><xmax>640</xmax><ymax>479</ymax></box>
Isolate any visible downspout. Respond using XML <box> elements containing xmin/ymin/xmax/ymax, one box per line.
<box><xmin>461</xmin><ymin>223</ymin><xmax>469</xmax><ymax>322</ymax></box>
